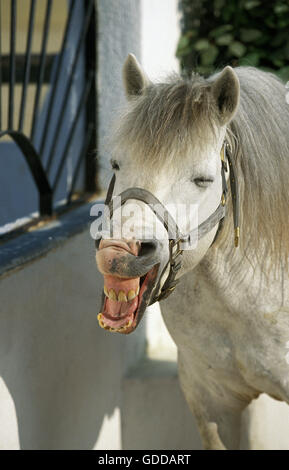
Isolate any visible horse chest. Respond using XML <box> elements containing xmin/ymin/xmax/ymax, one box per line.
<box><xmin>160</xmin><ymin>263</ymin><xmax>289</xmax><ymax>386</ymax></box>
<box><xmin>161</xmin><ymin>273</ymin><xmax>238</xmax><ymax>371</ymax></box>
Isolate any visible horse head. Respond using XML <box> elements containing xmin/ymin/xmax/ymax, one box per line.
<box><xmin>95</xmin><ymin>54</ymin><xmax>240</xmax><ymax>334</ymax></box>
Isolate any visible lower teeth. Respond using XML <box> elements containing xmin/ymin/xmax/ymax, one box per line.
<box><xmin>97</xmin><ymin>314</ymin><xmax>132</xmax><ymax>332</ymax></box>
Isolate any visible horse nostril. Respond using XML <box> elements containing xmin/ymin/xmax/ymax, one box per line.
<box><xmin>96</xmin><ymin>238</ymin><xmax>162</xmax><ymax>278</ymax></box>
<box><xmin>138</xmin><ymin>240</ymin><xmax>159</xmax><ymax>258</ymax></box>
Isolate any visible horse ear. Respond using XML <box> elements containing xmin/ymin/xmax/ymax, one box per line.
<box><xmin>211</xmin><ymin>66</ymin><xmax>240</xmax><ymax>125</ymax></box>
<box><xmin>122</xmin><ymin>54</ymin><xmax>149</xmax><ymax>99</ymax></box>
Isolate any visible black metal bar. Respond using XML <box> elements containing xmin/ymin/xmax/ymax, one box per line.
<box><xmin>0</xmin><ymin>0</ymin><xmax>2</xmax><ymax>131</ymax></box>
<box><xmin>2</xmin><ymin>53</ymin><xmax>56</xmax><ymax>84</ymax></box>
<box><xmin>30</xmin><ymin>0</ymin><xmax>53</xmax><ymax>142</ymax></box>
<box><xmin>18</xmin><ymin>0</ymin><xmax>36</xmax><ymax>132</ymax></box>
<box><xmin>45</xmin><ymin>0</ymin><xmax>94</xmax><ymax>173</ymax></box>
<box><xmin>38</xmin><ymin>0</ymin><xmax>77</xmax><ymax>159</ymax></box>
<box><xmin>84</xmin><ymin>0</ymin><xmax>97</xmax><ymax>193</ymax></box>
<box><xmin>0</xmin><ymin>0</ymin><xmax>98</xmax><ymax>223</ymax></box>
<box><xmin>8</xmin><ymin>0</ymin><xmax>16</xmax><ymax>130</ymax></box>
<box><xmin>52</xmin><ymin>75</ymin><xmax>93</xmax><ymax>192</ymax></box>
<box><xmin>0</xmin><ymin>130</ymin><xmax>52</xmax><ymax>216</ymax></box>
<box><xmin>67</xmin><ymin>124</ymin><xmax>94</xmax><ymax>203</ymax></box>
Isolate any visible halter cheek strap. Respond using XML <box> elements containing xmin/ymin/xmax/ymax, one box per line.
<box><xmin>225</xmin><ymin>143</ymin><xmax>240</xmax><ymax>247</ymax></box>
<box><xmin>96</xmin><ymin>140</ymin><xmax>240</xmax><ymax>303</ymax></box>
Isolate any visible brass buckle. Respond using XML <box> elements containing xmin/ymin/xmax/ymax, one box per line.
<box><xmin>169</xmin><ymin>239</ymin><xmax>182</xmax><ymax>265</ymax></box>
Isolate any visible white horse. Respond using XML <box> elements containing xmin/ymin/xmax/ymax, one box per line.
<box><xmin>95</xmin><ymin>54</ymin><xmax>289</xmax><ymax>450</ymax></box>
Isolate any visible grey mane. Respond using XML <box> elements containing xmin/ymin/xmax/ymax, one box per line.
<box><xmin>224</xmin><ymin>67</ymin><xmax>289</xmax><ymax>272</ymax></box>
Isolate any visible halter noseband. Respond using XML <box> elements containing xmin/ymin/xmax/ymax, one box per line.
<box><xmin>98</xmin><ymin>140</ymin><xmax>240</xmax><ymax>304</ymax></box>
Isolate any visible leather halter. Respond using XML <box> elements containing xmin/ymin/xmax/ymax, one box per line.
<box><xmin>97</xmin><ymin>140</ymin><xmax>240</xmax><ymax>304</ymax></box>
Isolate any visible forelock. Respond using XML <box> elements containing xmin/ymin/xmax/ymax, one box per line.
<box><xmin>110</xmin><ymin>73</ymin><xmax>220</xmax><ymax>170</ymax></box>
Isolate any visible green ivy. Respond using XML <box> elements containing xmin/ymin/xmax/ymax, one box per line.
<box><xmin>177</xmin><ymin>0</ymin><xmax>289</xmax><ymax>81</ymax></box>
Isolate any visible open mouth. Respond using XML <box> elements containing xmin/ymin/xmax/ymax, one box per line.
<box><xmin>98</xmin><ymin>264</ymin><xmax>159</xmax><ymax>334</ymax></box>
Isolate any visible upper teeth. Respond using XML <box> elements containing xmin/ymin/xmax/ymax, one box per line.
<box><xmin>128</xmin><ymin>289</ymin><xmax>137</xmax><ymax>301</ymax></box>
<box><xmin>108</xmin><ymin>288</ymin><xmax>117</xmax><ymax>301</ymax></box>
<box><xmin>103</xmin><ymin>286</ymin><xmax>139</xmax><ymax>302</ymax></box>
<box><xmin>118</xmin><ymin>290</ymin><xmax>127</xmax><ymax>302</ymax></box>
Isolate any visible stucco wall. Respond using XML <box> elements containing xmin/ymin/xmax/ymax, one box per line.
<box><xmin>141</xmin><ymin>0</ymin><xmax>180</xmax><ymax>80</ymax></box>
<box><xmin>97</xmin><ymin>0</ymin><xmax>142</xmax><ymax>189</ymax></box>
<box><xmin>0</xmin><ymin>227</ymin><xmax>147</xmax><ymax>449</ymax></box>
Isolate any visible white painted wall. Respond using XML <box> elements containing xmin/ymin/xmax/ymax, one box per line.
<box><xmin>97</xmin><ymin>0</ymin><xmax>142</xmax><ymax>189</ymax></box>
<box><xmin>0</xmin><ymin>228</ymin><xmax>146</xmax><ymax>449</ymax></box>
<box><xmin>141</xmin><ymin>0</ymin><xmax>180</xmax><ymax>80</ymax></box>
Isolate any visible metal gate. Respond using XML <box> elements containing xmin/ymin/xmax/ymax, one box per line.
<box><xmin>0</xmin><ymin>0</ymin><xmax>97</xmax><ymax>228</ymax></box>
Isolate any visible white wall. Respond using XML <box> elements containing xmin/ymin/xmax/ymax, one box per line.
<box><xmin>97</xmin><ymin>0</ymin><xmax>142</xmax><ymax>189</ymax></box>
<box><xmin>0</xmin><ymin>227</ymin><xmax>148</xmax><ymax>449</ymax></box>
<box><xmin>141</xmin><ymin>0</ymin><xmax>180</xmax><ymax>80</ymax></box>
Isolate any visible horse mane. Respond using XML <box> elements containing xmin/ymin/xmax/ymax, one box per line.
<box><xmin>223</xmin><ymin>67</ymin><xmax>289</xmax><ymax>273</ymax></box>
<box><xmin>111</xmin><ymin>67</ymin><xmax>289</xmax><ymax>273</ymax></box>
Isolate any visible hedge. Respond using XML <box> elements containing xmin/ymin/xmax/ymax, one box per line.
<box><xmin>177</xmin><ymin>0</ymin><xmax>289</xmax><ymax>81</ymax></box>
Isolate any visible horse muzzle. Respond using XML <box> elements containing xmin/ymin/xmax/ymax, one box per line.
<box><xmin>96</xmin><ymin>238</ymin><xmax>163</xmax><ymax>334</ymax></box>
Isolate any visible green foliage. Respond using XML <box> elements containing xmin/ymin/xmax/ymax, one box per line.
<box><xmin>177</xmin><ymin>0</ymin><xmax>289</xmax><ymax>80</ymax></box>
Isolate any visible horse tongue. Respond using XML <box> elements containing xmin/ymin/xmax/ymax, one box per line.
<box><xmin>105</xmin><ymin>296</ymin><xmax>138</xmax><ymax>318</ymax></box>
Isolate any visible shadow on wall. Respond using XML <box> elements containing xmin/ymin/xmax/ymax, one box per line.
<box><xmin>0</xmin><ymin>229</ymin><xmax>146</xmax><ymax>450</ymax></box>
<box><xmin>121</xmin><ymin>357</ymin><xmax>203</xmax><ymax>450</ymax></box>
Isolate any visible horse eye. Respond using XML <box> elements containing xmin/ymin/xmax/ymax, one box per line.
<box><xmin>193</xmin><ymin>177</ymin><xmax>214</xmax><ymax>188</ymax></box>
<box><xmin>110</xmin><ymin>159</ymin><xmax>120</xmax><ymax>171</ymax></box>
